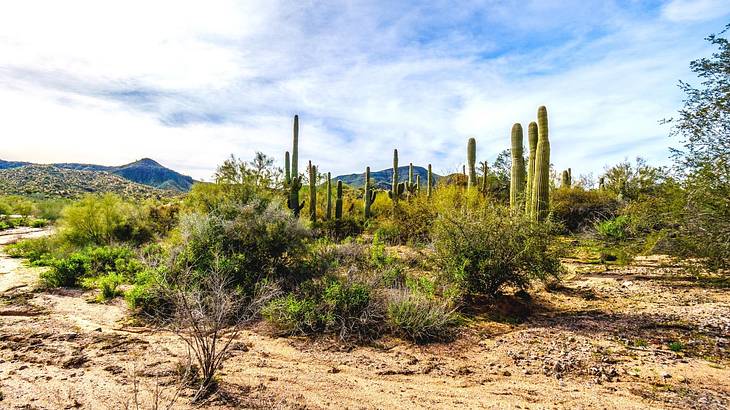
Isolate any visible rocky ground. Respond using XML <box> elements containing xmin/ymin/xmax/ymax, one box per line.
<box><xmin>0</xmin><ymin>228</ymin><xmax>728</xmax><ymax>409</ymax></box>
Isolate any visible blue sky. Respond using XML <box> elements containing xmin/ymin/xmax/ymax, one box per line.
<box><xmin>0</xmin><ymin>0</ymin><xmax>728</xmax><ymax>181</ymax></box>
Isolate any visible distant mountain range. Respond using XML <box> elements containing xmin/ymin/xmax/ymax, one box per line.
<box><xmin>0</xmin><ymin>164</ymin><xmax>177</xmax><ymax>198</ymax></box>
<box><xmin>335</xmin><ymin>166</ymin><xmax>442</xmax><ymax>189</ymax></box>
<box><xmin>0</xmin><ymin>158</ymin><xmax>195</xmax><ymax>193</ymax></box>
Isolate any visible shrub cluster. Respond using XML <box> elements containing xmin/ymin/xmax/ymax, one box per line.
<box><xmin>433</xmin><ymin>202</ymin><xmax>561</xmax><ymax>296</ymax></box>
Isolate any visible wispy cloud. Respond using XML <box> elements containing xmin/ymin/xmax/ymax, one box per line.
<box><xmin>0</xmin><ymin>1</ymin><xmax>728</xmax><ymax>180</ymax></box>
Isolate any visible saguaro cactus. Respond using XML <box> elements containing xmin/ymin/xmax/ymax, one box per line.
<box><xmin>510</xmin><ymin>124</ymin><xmax>525</xmax><ymax>210</ymax></box>
<box><xmin>335</xmin><ymin>180</ymin><xmax>343</xmax><ymax>220</ymax></box>
<box><xmin>326</xmin><ymin>172</ymin><xmax>332</xmax><ymax>219</ymax></box>
<box><xmin>524</xmin><ymin>122</ymin><xmax>538</xmax><ymax>214</ymax></box>
<box><xmin>416</xmin><ymin>175</ymin><xmax>421</xmax><ymax>195</ymax></box>
<box><xmin>364</xmin><ymin>166</ymin><xmax>378</xmax><ymax>219</ymax></box>
<box><xmin>427</xmin><ymin>164</ymin><xmax>433</xmax><ymax>198</ymax></box>
<box><xmin>284</xmin><ymin>151</ymin><xmax>291</xmax><ymax>186</ymax></box>
<box><xmin>467</xmin><ymin>138</ymin><xmax>477</xmax><ymax>189</ymax></box>
<box><xmin>561</xmin><ymin>169</ymin><xmax>572</xmax><ymax>188</ymax></box>
<box><xmin>287</xmin><ymin>115</ymin><xmax>304</xmax><ymax>217</ymax></box>
<box><xmin>308</xmin><ymin>161</ymin><xmax>317</xmax><ymax>222</ymax></box>
<box><xmin>388</xmin><ymin>149</ymin><xmax>405</xmax><ymax>202</ymax></box>
<box><xmin>405</xmin><ymin>162</ymin><xmax>417</xmax><ymax>198</ymax></box>
<box><xmin>480</xmin><ymin>161</ymin><xmax>489</xmax><ymax>195</ymax></box>
<box><xmin>530</xmin><ymin>106</ymin><xmax>551</xmax><ymax>221</ymax></box>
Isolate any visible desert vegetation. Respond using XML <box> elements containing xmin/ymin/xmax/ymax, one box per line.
<box><xmin>0</xmin><ymin>23</ymin><xmax>728</xmax><ymax>409</ymax></box>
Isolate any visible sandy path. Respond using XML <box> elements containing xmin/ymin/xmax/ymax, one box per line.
<box><xmin>0</xmin><ymin>233</ymin><xmax>728</xmax><ymax>409</ymax></box>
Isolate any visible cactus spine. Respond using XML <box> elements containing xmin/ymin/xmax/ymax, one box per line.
<box><xmin>530</xmin><ymin>106</ymin><xmax>551</xmax><ymax>221</ymax></box>
<box><xmin>427</xmin><ymin>164</ymin><xmax>433</xmax><ymax>198</ymax></box>
<box><xmin>524</xmin><ymin>122</ymin><xmax>538</xmax><ymax>214</ymax></box>
<box><xmin>335</xmin><ymin>180</ymin><xmax>343</xmax><ymax>220</ymax></box>
<box><xmin>326</xmin><ymin>172</ymin><xmax>332</xmax><ymax>219</ymax></box>
<box><xmin>467</xmin><ymin>137</ymin><xmax>477</xmax><ymax>189</ymax></box>
<box><xmin>388</xmin><ymin>149</ymin><xmax>405</xmax><ymax>202</ymax></box>
<box><xmin>510</xmin><ymin>124</ymin><xmax>525</xmax><ymax>210</ymax></box>
<box><xmin>308</xmin><ymin>160</ymin><xmax>317</xmax><ymax>222</ymax></box>
<box><xmin>364</xmin><ymin>167</ymin><xmax>378</xmax><ymax>219</ymax></box>
<box><xmin>287</xmin><ymin>115</ymin><xmax>304</xmax><ymax>217</ymax></box>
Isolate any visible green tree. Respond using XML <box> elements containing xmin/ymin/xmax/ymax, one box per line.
<box><xmin>666</xmin><ymin>24</ymin><xmax>730</xmax><ymax>270</ymax></box>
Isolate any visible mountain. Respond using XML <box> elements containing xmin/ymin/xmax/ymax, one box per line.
<box><xmin>335</xmin><ymin>166</ymin><xmax>441</xmax><ymax>189</ymax></box>
<box><xmin>0</xmin><ymin>165</ymin><xmax>176</xmax><ymax>198</ymax></box>
<box><xmin>0</xmin><ymin>158</ymin><xmax>195</xmax><ymax>191</ymax></box>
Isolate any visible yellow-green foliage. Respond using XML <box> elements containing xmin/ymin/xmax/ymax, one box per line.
<box><xmin>59</xmin><ymin>193</ymin><xmax>152</xmax><ymax>246</ymax></box>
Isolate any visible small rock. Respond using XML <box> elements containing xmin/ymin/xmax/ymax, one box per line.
<box><xmin>661</xmin><ymin>372</ymin><xmax>671</xmax><ymax>379</ymax></box>
<box><xmin>502</xmin><ymin>370</ymin><xmax>511</xmax><ymax>377</ymax></box>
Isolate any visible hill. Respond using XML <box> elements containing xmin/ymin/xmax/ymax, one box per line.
<box><xmin>335</xmin><ymin>166</ymin><xmax>441</xmax><ymax>189</ymax></box>
<box><xmin>0</xmin><ymin>165</ymin><xmax>176</xmax><ymax>198</ymax></box>
<box><xmin>0</xmin><ymin>158</ymin><xmax>194</xmax><ymax>191</ymax></box>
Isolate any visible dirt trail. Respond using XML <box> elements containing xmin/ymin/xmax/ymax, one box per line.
<box><xmin>0</xmin><ymin>232</ymin><xmax>728</xmax><ymax>409</ymax></box>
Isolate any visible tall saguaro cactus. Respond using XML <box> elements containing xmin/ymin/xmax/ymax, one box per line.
<box><xmin>364</xmin><ymin>166</ymin><xmax>378</xmax><ymax>219</ymax></box>
<box><xmin>427</xmin><ymin>164</ymin><xmax>433</xmax><ymax>198</ymax></box>
<box><xmin>524</xmin><ymin>122</ymin><xmax>538</xmax><ymax>214</ymax></box>
<box><xmin>510</xmin><ymin>124</ymin><xmax>525</xmax><ymax>210</ymax></box>
<box><xmin>388</xmin><ymin>149</ymin><xmax>405</xmax><ymax>202</ymax></box>
<box><xmin>335</xmin><ymin>180</ymin><xmax>343</xmax><ymax>220</ymax></box>
<box><xmin>287</xmin><ymin>115</ymin><xmax>304</xmax><ymax>217</ymax></box>
<box><xmin>326</xmin><ymin>172</ymin><xmax>332</xmax><ymax>219</ymax></box>
<box><xmin>405</xmin><ymin>162</ymin><xmax>417</xmax><ymax>198</ymax></box>
<box><xmin>480</xmin><ymin>161</ymin><xmax>489</xmax><ymax>195</ymax></box>
<box><xmin>308</xmin><ymin>160</ymin><xmax>317</xmax><ymax>222</ymax></box>
<box><xmin>467</xmin><ymin>137</ymin><xmax>477</xmax><ymax>189</ymax></box>
<box><xmin>284</xmin><ymin>151</ymin><xmax>291</xmax><ymax>186</ymax></box>
<box><xmin>416</xmin><ymin>175</ymin><xmax>421</xmax><ymax>195</ymax></box>
<box><xmin>530</xmin><ymin>106</ymin><xmax>551</xmax><ymax>221</ymax></box>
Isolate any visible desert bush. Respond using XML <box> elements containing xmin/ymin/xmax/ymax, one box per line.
<box><xmin>263</xmin><ymin>276</ymin><xmax>383</xmax><ymax>341</ymax></box>
<box><xmin>39</xmin><ymin>245</ymin><xmax>143</xmax><ymax>289</ymax></box>
<box><xmin>314</xmin><ymin>216</ymin><xmax>363</xmax><ymax>242</ymax></box>
<box><xmin>385</xmin><ymin>291</ymin><xmax>461</xmax><ymax>343</ymax></box>
<box><xmin>163</xmin><ymin>266</ymin><xmax>277</xmax><ymax>400</ymax></box>
<box><xmin>551</xmin><ymin>187</ymin><xmax>619</xmax><ymax>232</ymax></box>
<box><xmin>171</xmin><ymin>199</ymin><xmax>309</xmax><ymax>294</ymax></box>
<box><xmin>596</xmin><ymin>215</ymin><xmax>631</xmax><ymax>242</ymax></box>
<box><xmin>41</xmin><ymin>253</ymin><xmax>88</xmax><ymax>287</ymax></box>
<box><xmin>432</xmin><ymin>202</ymin><xmax>561</xmax><ymax>296</ymax></box>
<box><xmin>59</xmin><ymin>193</ymin><xmax>152</xmax><ymax>246</ymax></box>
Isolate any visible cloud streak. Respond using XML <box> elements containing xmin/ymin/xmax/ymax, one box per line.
<box><xmin>0</xmin><ymin>1</ymin><xmax>728</xmax><ymax>180</ymax></box>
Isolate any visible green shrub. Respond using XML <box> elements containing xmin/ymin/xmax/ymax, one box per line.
<box><xmin>262</xmin><ymin>294</ymin><xmax>320</xmax><ymax>335</ymax></box>
<box><xmin>59</xmin><ymin>193</ymin><xmax>152</xmax><ymax>246</ymax></box>
<box><xmin>263</xmin><ymin>277</ymin><xmax>382</xmax><ymax>341</ymax></box>
<box><xmin>432</xmin><ymin>202</ymin><xmax>561</xmax><ymax>296</ymax></box>
<box><xmin>96</xmin><ymin>272</ymin><xmax>124</xmax><ymax>300</ymax></box>
<box><xmin>41</xmin><ymin>253</ymin><xmax>88</xmax><ymax>287</ymax></box>
<box><xmin>386</xmin><ymin>292</ymin><xmax>461</xmax><ymax>343</ymax></box>
<box><xmin>125</xmin><ymin>269</ymin><xmax>169</xmax><ymax>315</ymax></box>
<box><xmin>6</xmin><ymin>237</ymin><xmax>60</xmax><ymax>266</ymax></box>
<box><xmin>29</xmin><ymin>218</ymin><xmax>48</xmax><ymax>228</ymax></box>
<box><xmin>40</xmin><ymin>245</ymin><xmax>142</xmax><ymax>289</ymax></box>
<box><xmin>551</xmin><ymin>187</ymin><xmax>619</xmax><ymax>232</ymax></box>
<box><xmin>172</xmin><ymin>200</ymin><xmax>309</xmax><ymax>294</ymax></box>
<box><xmin>596</xmin><ymin>216</ymin><xmax>631</xmax><ymax>241</ymax></box>
<box><xmin>314</xmin><ymin>217</ymin><xmax>364</xmax><ymax>242</ymax></box>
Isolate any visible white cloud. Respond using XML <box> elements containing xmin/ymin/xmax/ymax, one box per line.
<box><xmin>0</xmin><ymin>1</ymin><xmax>725</xmax><ymax>181</ymax></box>
<box><xmin>662</xmin><ymin>0</ymin><xmax>730</xmax><ymax>22</ymax></box>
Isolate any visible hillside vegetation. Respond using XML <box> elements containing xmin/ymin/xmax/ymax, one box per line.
<box><xmin>0</xmin><ymin>158</ymin><xmax>194</xmax><ymax>191</ymax></box>
<box><xmin>0</xmin><ymin>165</ymin><xmax>176</xmax><ymax>198</ymax></box>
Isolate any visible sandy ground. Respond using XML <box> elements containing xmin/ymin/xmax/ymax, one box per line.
<box><xmin>0</xmin><ymin>228</ymin><xmax>728</xmax><ymax>409</ymax></box>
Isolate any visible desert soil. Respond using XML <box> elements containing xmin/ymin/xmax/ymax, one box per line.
<box><xmin>0</xmin><ymin>228</ymin><xmax>728</xmax><ymax>409</ymax></box>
